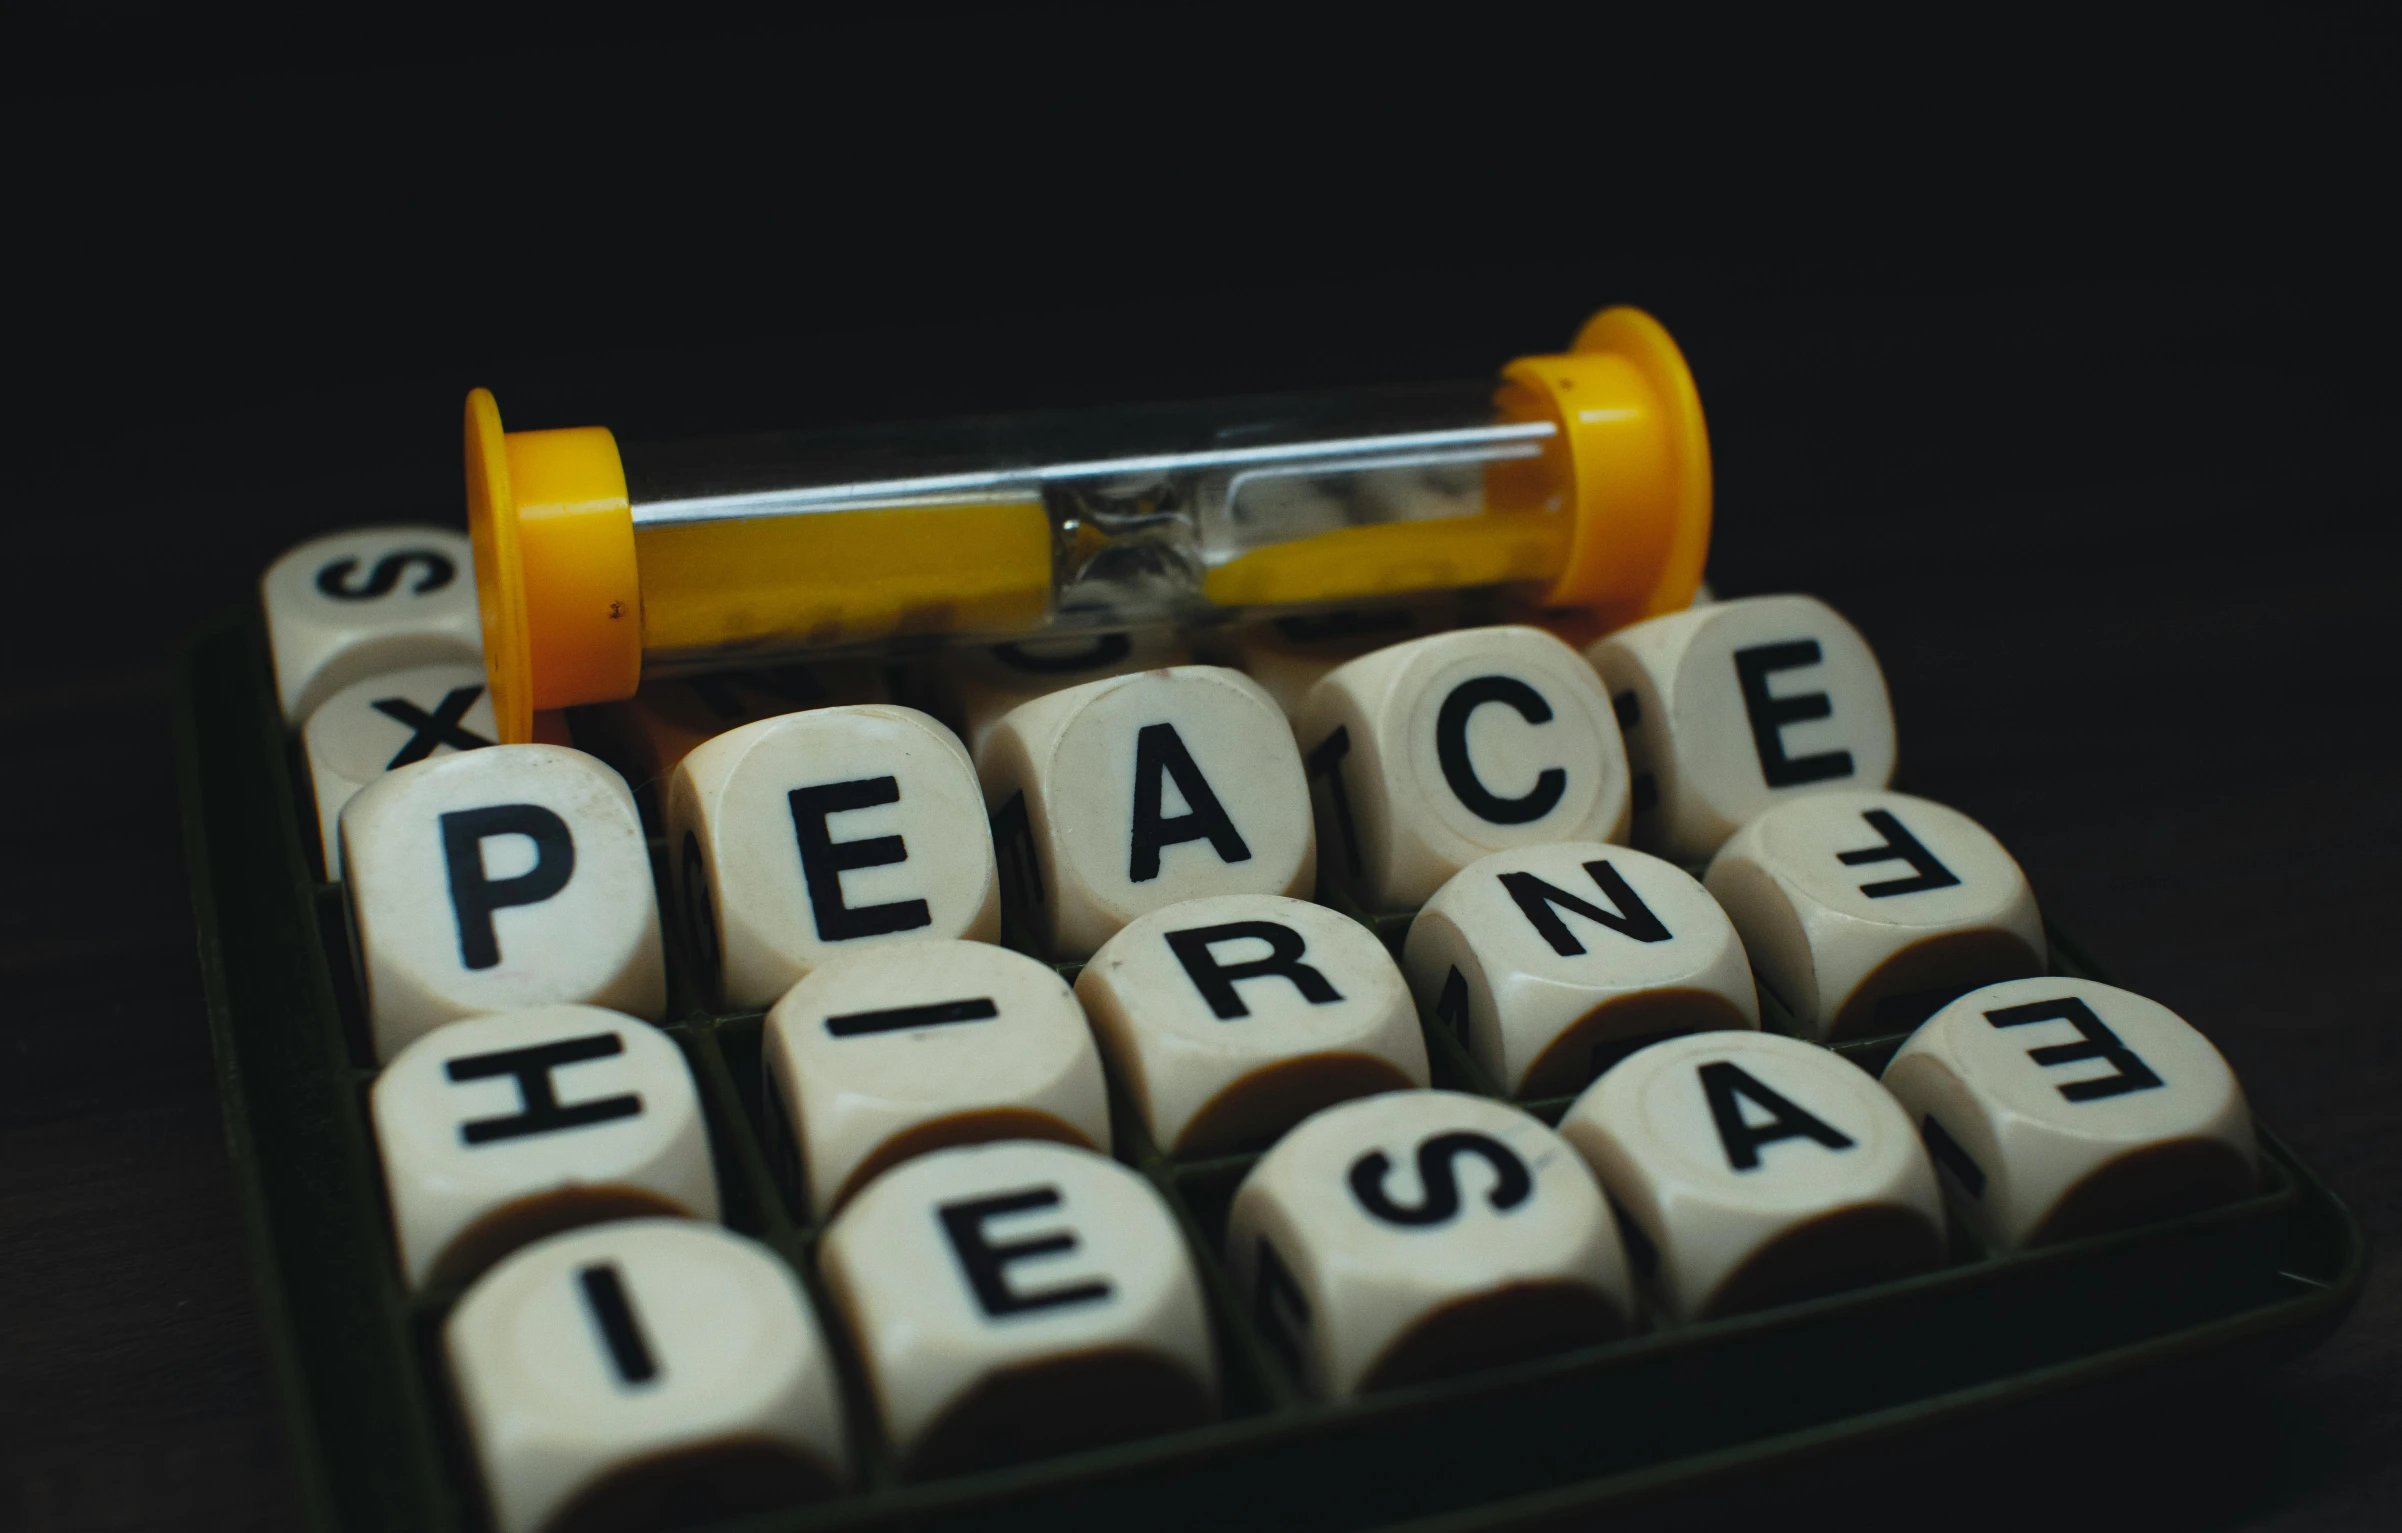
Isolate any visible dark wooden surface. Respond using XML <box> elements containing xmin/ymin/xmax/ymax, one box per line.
<box><xmin>1</xmin><ymin>21</ymin><xmax>2396</xmax><ymax>1518</ymax></box>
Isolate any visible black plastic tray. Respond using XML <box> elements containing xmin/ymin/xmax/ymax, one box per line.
<box><xmin>173</xmin><ymin>606</ymin><xmax>2366</xmax><ymax>1533</ymax></box>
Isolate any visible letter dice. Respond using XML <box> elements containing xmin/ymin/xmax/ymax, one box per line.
<box><xmin>1196</xmin><ymin>603</ymin><xmax>1450</xmax><ymax>722</ymax></box>
<box><xmin>374</xmin><ymin>1006</ymin><xmax>717</xmax><ymax>1290</ymax></box>
<box><xmin>1077</xmin><ymin>894</ymin><xmax>1429</xmax><ymax>1157</ymax></box>
<box><xmin>1585</xmin><ymin>594</ymin><xmax>1896</xmax><ymax>863</ymax></box>
<box><xmin>447</xmin><ymin>1221</ymin><xmax>848</xmax><ymax>1533</ymax></box>
<box><xmin>1228</xmin><ymin>1091</ymin><xmax>1631</xmax><ymax>1398</ymax></box>
<box><xmin>302</xmin><ymin>663</ymin><xmax>497</xmax><ymax>877</ymax></box>
<box><xmin>1298</xmin><ymin>625</ymin><xmax>1633</xmax><ymax>912</ymax></box>
<box><xmin>980</xmin><ymin>665</ymin><xmax>1315</xmax><ymax>961</ymax></box>
<box><xmin>941</xmin><ymin>629</ymin><xmax>1190</xmax><ymax>761</ymax></box>
<box><xmin>1706</xmin><ymin>790</ymin><xmax>2045</xmax><ymax>1039</ymax></box>
<box><xmin>1404</xmin><ymin>844</ymin><xmax>1758</xmax><ymax>1098</ymax></box>
<box><xmin>342</xmin><ymin>745</ymin><xmax>665</xmax><ymax>1061</ymax></box>
<box><xmin>818</xmin><ymin>1141</ymin><xmax>1216</xmax><ymax>1478</ymax></box>
<box><xmin>764</xmin><ymin>941</ymin><xmax>1108</xmax><ymax>1215</ymax></box>
<box><xmin>1560</xmin><ymin>1032</ymin><xmax>1944</xmax><ymax>1321</ymax></box>
<box><xmin>1883</xmin><ymin>977</ymin><xmax>2258</xmax><ymax>1249</ymax></box>
<box><xmin>261</xmin><ymin>525</ymin><xmax>483</xmax><ymax>722</ymax></box>
<box><xmin>667</xmin><ymin>705</ymin><xmax>1000</xmax><ymax>1011</ymax></box>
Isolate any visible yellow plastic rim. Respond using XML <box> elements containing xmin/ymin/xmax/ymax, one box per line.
<box><xmin>464</xmin><ymin>388</ymin><xmax>533</xmax><ymax>743</ymax></box>
<box><xmin>1499</xmin><ymin>305</ymin><xmax>1712</xmax><ymax>629</ymax></box>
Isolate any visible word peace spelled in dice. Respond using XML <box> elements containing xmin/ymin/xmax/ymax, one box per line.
<box><xmin>668</xmin><ymin>705</ymin><xmax>999</xmax><ymax>1011</ymax></box>
<box><xmin>1299</xmin><ymin>625</ymin><xmax>1633</xmax><ymax>913</ymax></box>
<box><xmin>981</xmin><ymin>665</ymin><xmax>1315</xmax><ymax>960</ymax></box>
<box><xmin>261</xmin><ymin>525</ymin><xmax>483</xmax><ymax>722</ymax></box>
<box><xmin>374</xmin><ymin>1005</ymin><xmax>716</xmax><ymax>1290</ymax></box>
<box><xmin>343</xmin><ymin>744</ymin><xmax>666</xmax><ymax>1060</ymax></box>
<box><xmin>1883</xmin><ymin>977</ymin><xmax>2257</xmax><ymax>1249</ymax></box>
<box><xmin>1077</xmin><ymin>894</ymin><xmax>1429</xmax><ymax>1157</ymax></box>
<box><xmin>1561</xmin><ymin>1033</ymin><xmax>1944</xmax><ymax>1321</ymax></box>
<box><xmin>764</xmin><ymin>941</ymin><xmax>1108</xmax><ymax>1216</ymax></box>
<box><xmin>1229</xmin><ymin>1091</ymin><xmax>1631</xmax><ymax>1398</ymax></box>
<box><xmin>447</xmin><ymin>1221</ymin><xmax>848</xmax><ymax>1533</ymax></box>
<box><xmin>1707</xmin><ymin>790</ymin><xmax>2045</xmax><ymax>1039</ymax></box>
<box><xmin>1587</xmin><ymin>594</ymin><xmax>1896</xmax><ymax>862</ymax></box>
<box><xmin>819</xmin><ymin>1141</ymin><xmax>1217</xmax><ymax>1479</ymax></box>
<box><xmin>303</xmin><ymin>662</ymin><xmax>496</xmax><ymax>876</ymax></box>
<box><xmin>1404</xmin><ymin>843</ymin><xmax>1758</xmax><ymax>1098</ymax></box>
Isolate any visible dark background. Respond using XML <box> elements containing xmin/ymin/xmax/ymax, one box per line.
<box><xmin>2</xmin><ymin>12</ymin><xmax>2396</xmax><ymax>1530</ymax></box>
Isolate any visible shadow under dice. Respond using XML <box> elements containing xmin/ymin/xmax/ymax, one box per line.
<box><xmin>1883</xmin><ymin>977</ymin><xmax>2258</xmax><ymax>1249</ymax></box>
<box><xmin>302</xmin><ymin>662</ymin><xmax>496</xmax><ymax>877</ymax></box>
<box><xmin>1403</xmin><ymin>843</ymin><xmax>1759</xmax><ymax>1098</ymax></box>
<box><xmin>763</xmin><ymin>941</ymin><xmax>1109</xmax><ymax>1216</ymax></box>
<box><xmin>667</xmin><ymin>704</ymin><xmax>1000</xmax><ymax>1011</ymax></box>
<box><xmin>374</xmin><ymin>1005</ymin><xmax>718</xmax><ymax>1290</ymax></box>
<box><xmin>342</xmin><ymin>744</ymin><xmax>666</xmax><ymax>1062</ymax></box>
<box><xmin>1561</xmin><ymin>1032</ymin><xmax>1944</xmax><ymax>1322</ymax></box>
<box><xmin>1298</xmin><ymin>624</ymin><xmax>1632</xmax><ymax>913</ymax></box>
<box><xmin>818</xmin><ymin>1141</ymin><xmax>1217</xmax><ymax>1479</ymax></box>
<box><xmin>980</xmin><ymin>664</ymin><xmax>1315</xmax><ymax>961</ymax></box>
<box><xmin>447</xmin><ymin>1220</ymin><xmax>849</xmax><ymax>1533</ymax></box>
<box><xmin>1706</xmin><ymin>790</ymin><xmax>2045</xmax><ymax>1040</ymax></box>
<box><xmin>261</xmin><ymin>525</ymin><xmax>483</xmax><ymax>723</ymax></box>
<box><xmin>1228</xmin><ymin>1091</ymin><xmax>1632</xmax><ymax>1399</ymax></box>
<box><xmin>1076</xmin><ymin>894</ymin><xmax>1429</xmax><ymax>1158</ymax></box>
<box><xmin>1585</xmin><ymin>594</ymin><xmax>1896</xmax><ymax>864</ymax></box>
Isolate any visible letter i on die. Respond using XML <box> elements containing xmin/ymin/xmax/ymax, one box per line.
<box><xmin>980</xmin><ymin>665</ymin><xmax>1315</xmax><ymax>961</ymax></box>
<box><xmin>1706</xmin><ymin>790</ymin><xmax>2045</xmax><ymax>1039</ymax></box>
<box><xmin>1297</xmin><ymin>625</ymin><xmax>1633</xmax><ymax>913</ymax></box>
<box><xmin>1559</xmin><ymin>1032</ymin><xmax>1944</xmax><ymax>1322</ymax></box>
<box><xmin>1404</xmin><ymin>843</ymin><xmax>1759</xmax><ymax>1098</ymax></box>
<box><xmin>342</xmin><ymin>745</ymin><xmax>666</xmax><ymax>1061</ymax></box>
<box><xmin>667</xmin><ymin>705</ymin><xmax>999</xmax><ymax>1011</ymax></box>
<box><xmin>1883</xmin><ymin>977</ymin><xmax>2257</xmax><ymax>1249</ymax></box>
<box><xmin>446</xmin><ymin>1220</ymin><xmax>849</xmax><ymax>1533</ymax></box>
<box><xmin>1585</xmin><ymin>594</ymin><xmax>1897</xmax><ymax>862</ymax></box>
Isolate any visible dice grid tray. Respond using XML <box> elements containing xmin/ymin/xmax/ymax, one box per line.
<box><xmin>177</xmin><ymin>606</ymin><xmax>2365</xmax><ymax>1533</ymax></box>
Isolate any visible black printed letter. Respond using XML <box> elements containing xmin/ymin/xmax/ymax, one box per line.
<box><xmin>787</xmin><ymin>777</ymin><xmax>932</xmax><ymax>942</ymax></box>
<box><xmin>1129</xmin><ymin>723</ymin><xmax>1251</xmax><ymax>882</ymax></box>
<box><xmin>1732</xmin><ymin>640</ymin><xmax>1855</xmax><ymax>788</ymax></box>
<box><xmin>1436</xmin><ymin>676</ymin><xmax>1568</xmax><ymax>825</ymax></box>
<box><xmin>1835</xmin><ymin>809</ymin><xmax>1961</xmax><ymax>898</ymax></box>
<box><xmin>938</xmin><ymin>1186</ymin><xmax>1113</xmax><ymax>1317</ymax></box>
<box><xmin>1164</xmin><ymin>921</ymin><xmax>1342</xmax><ymax>1019</ymax></box>
<box><xmin>1698</xmin><ymin>1060</ymin><xmax>1855</xmax><ymax>1171</ymax></box>
<box><xmin>445</xmin><ymin>1032</ymin><xmax>642</xmax><ymax>1144</ymax></box>
<box><xmin>1985</xmin><ymin>997</ymin><xmax>2165</xmax><ymax>1102</ymax></box>
<box><xmin>1349</xmin><ymin>1131</ymin><xmax>1532</xmax><ymax>1226</ymax></box>
<box><xmin>1499</xmin><ymin>861</ymin><xmax>1672</xmax><ymax>957</ymax></box>
<box><xmin>440</xmin><ymin>804</ymin><xmax>576</xmax><ymax>971</ymax></box>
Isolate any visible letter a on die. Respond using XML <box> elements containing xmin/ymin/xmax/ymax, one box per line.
<box><xmin>343</xmin><ymin>744</ymin><xmax>666</xmax><ymax>1061</ymax></box>
<box><xmin>667</xmin><ymin>705</ymin><xmax>999</xmax><ymax>1010</ymax></box>
<box><xmin>1585</xmin><ymin>594</ymin><xmax>1896</xmax><ymax>863</ymax></box>
<box><xmin>1297</xmin><ymin>625</ymin><xmax>1633</xmax><ymax>912</ymax></box>
<box><xmin>980</xmin><ymin>665</ymin><xmax>1315</xmax><ymax>961</ymax></box>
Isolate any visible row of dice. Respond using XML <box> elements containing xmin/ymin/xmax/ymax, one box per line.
<box><xmin>422</xmin><ymin>963</ymin><xmax>2257</xmax><ymax>1532</ymax></box>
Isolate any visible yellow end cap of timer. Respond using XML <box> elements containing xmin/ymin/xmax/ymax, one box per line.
<box><xmin>1500</xmin><ymin>305</ymin><xmax>1712</xmax><ymax>629</ymax></box>
<box><xmin>465</xmin><ymin>388</ymin><xmax>641</xmax><ymax>743</ymax></box>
